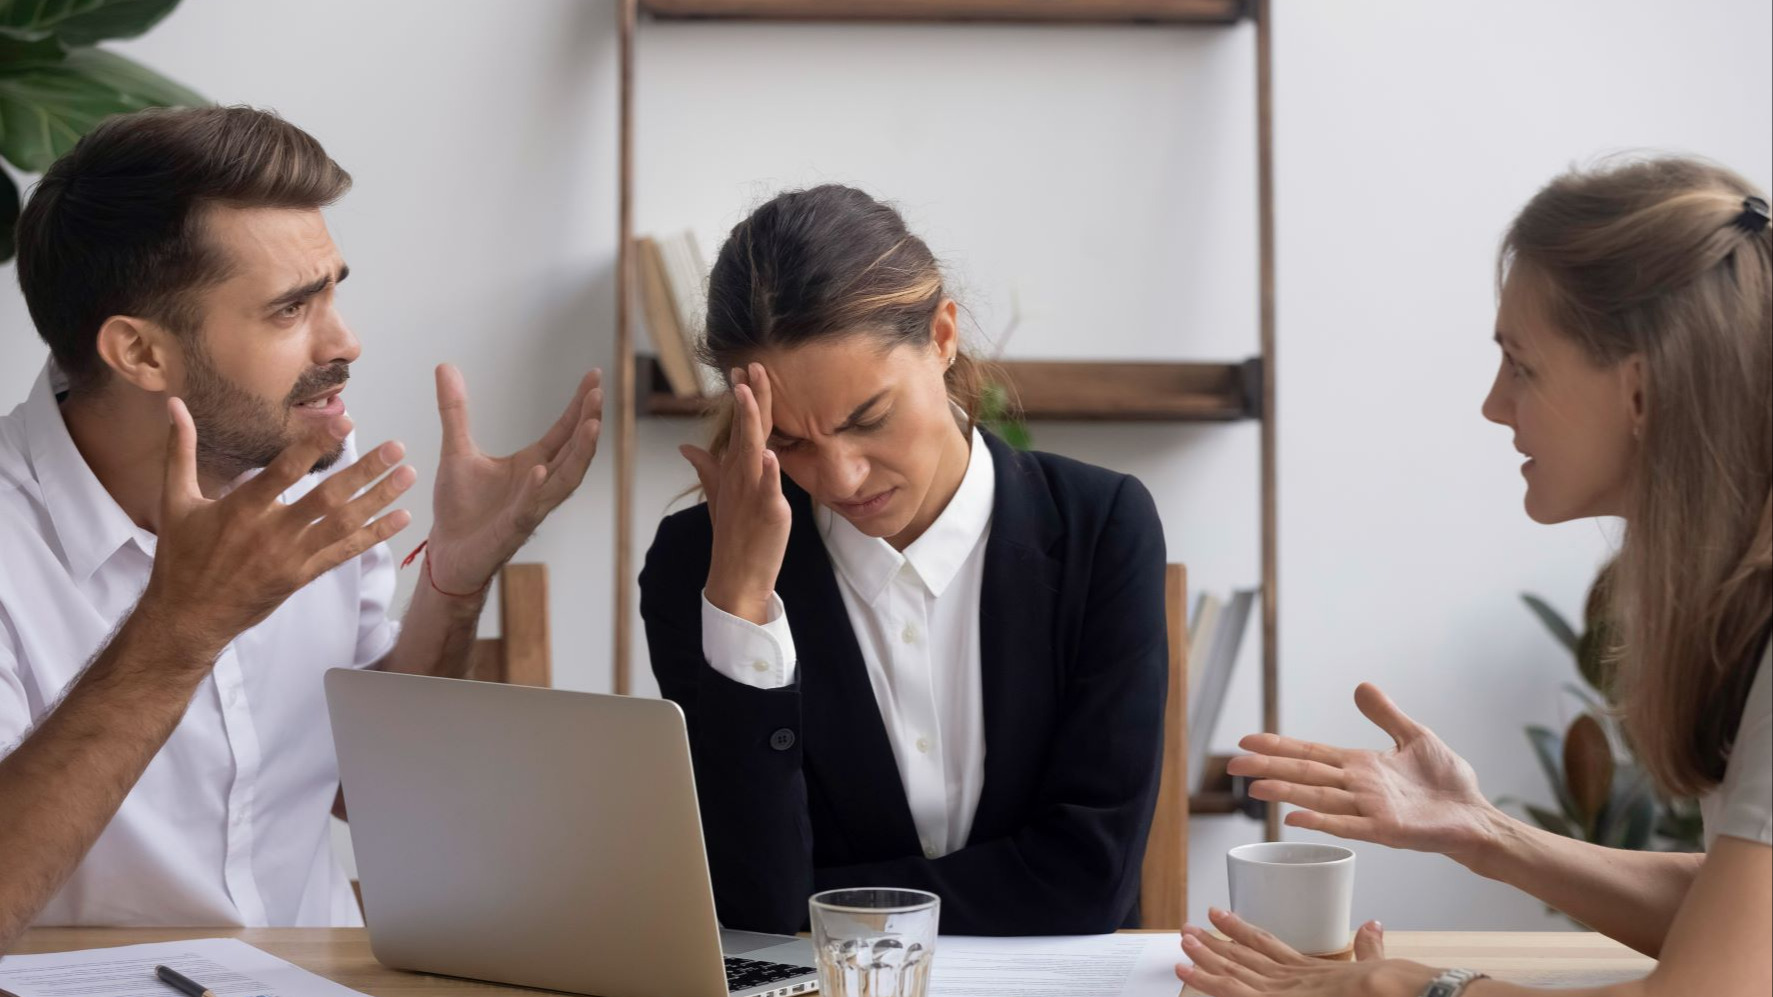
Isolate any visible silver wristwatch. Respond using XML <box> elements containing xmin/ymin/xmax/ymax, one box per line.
<box><xmin>1420</xmin><ymin>969</ymin><xmax>1488</xmax><ymax>997</ymax></box>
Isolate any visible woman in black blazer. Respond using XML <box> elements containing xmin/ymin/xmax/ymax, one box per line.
<box><xmin>640</xmin><ymin>184</ymin><xmax>1167</xmax><ymax>937</ymax></box>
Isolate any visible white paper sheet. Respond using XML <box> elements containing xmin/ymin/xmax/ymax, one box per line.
<box><xmin>929</xmin><ymin>933</ymin><xmax>1184</xmax><ymax>997</ymax></box>
<box><xmin>0</xmin><ymin>938</ymin><xmax>367</xmax><ymax>997</ymax></box>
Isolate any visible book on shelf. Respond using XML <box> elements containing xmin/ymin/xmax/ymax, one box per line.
<box><xmin>1186</xmin><ymin>592</ymin><xmax>1221</xmax><ymax>716</ymax></box>
<box><xmin>1187</xmin><ymin>587</ymin><xmax>1258</xmax><ymax>797</ymax></box>
<box><xmin>633</xmin><ymin>229</ymin><xmax>722</xmax><ymax>399</ymax></box>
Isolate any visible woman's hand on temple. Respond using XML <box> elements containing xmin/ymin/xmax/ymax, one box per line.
<box><xmin>1227</xmin><ymin>683</ymin><xmax>1507</xmax><ymax>867</ymax></box>
<box><xmin>681</xmin><ymin>363</ymin><xmax>793</xmax><ymax>626</ymax></box>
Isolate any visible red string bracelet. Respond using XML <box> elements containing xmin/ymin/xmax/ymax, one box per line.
<box><xmin>400</xmin><ymin>540</ymin><xmax>490</xmax><ymax>599</ymax></box>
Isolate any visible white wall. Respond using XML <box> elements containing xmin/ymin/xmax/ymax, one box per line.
<box><xmin>1</xmin><ymin>0</ymin><xmax>1766</xmax><ymax>931</ymax></box>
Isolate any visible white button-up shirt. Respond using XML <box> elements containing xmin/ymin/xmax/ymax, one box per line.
<box><xmin>0</xmin><ymin>363</ymin><xmax>399</xmax><ymax>927</ymax></box>
<box><xmin>702</xmin><ymin>427</ymin><xmax>994</xmax><ymax>860</ymax></box>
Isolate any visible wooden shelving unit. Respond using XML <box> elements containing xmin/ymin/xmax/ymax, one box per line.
<box><xmin>638</xmin><ymin>356</ymin><xmax>1262</xmax><ymax>422</ymax></box>
<box><xmin>644</xmin><ymin>0</ymin><xmax>1246</xmax><ymax>24</ymax></box>
<box><xmin>612</xmin><ymin>0</ymin><xmax>1280</xmax><ymax>838</ymax></box>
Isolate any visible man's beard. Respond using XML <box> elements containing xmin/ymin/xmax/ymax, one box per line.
<box><xmin>183</xmin><ymin>344</ymin><xmax>351</xmax><ymax>482</ymax></box>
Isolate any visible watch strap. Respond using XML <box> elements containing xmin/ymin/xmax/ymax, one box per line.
<box><xmin>1421</xmin><ymin>968</ymin><xmax>1489</xmax><ymax>997</ymax></box>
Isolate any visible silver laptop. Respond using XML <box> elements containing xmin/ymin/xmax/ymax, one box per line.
<box><xmin>325</xmin><ymin>668</ymin><xmax>819</xmax><ymax>997</ymax></box>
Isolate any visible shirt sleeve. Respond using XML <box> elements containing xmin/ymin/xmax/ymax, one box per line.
<box><xmin>0</xmin><ymin>609</ymin><xmax>32</xmax><ymax>757</ymax></box>
<box><xmin>352</xmin><ymin>534</ymin><xmax>402</xmax><ymax>669</ymax></box>
<box><xmin>1713</xmin><ymin>647</ymin><xmax>1773</xmax><ymax>847</ymax></box>
<box><xmin>700</xmin><ymin>592</ymin><xmax>798</xmax><ymax>689</ymax></box>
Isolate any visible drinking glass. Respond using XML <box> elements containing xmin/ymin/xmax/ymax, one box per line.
<box><xmin>808</xmin><ymin>888</ymin><xmax>940</xmax><ymax>997</ymax></box>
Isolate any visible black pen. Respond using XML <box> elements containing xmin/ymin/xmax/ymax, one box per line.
<box><xmin>154</xmin><ymin>965</ymin><xmax>216</xmax><ymax>997</ymax></box>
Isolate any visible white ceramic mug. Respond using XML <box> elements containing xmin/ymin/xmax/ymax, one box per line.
<box><xmin>1226</xmin><ymin>842</ymin><xmax>1356</xmax><ymax>956</ymax></box>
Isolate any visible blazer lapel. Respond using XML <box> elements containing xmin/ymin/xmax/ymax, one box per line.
<box><xmin>970</xmin><ymin>432</ymin><xmax>1066</xmax><ymax>842</ymax></box>
<box><xmin>776</xmin><ymin>481</ymin><xmax>923</xmax><ymax>857</ymax></box>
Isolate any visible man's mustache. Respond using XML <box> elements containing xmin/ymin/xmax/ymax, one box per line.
<box><xmin>284</xmin><ymin>362</ymin><xmax>351</xmax><ymax>406</ymax></box>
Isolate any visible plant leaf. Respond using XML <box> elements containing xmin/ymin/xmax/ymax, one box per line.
<box><xmin>1655</xmin><ymin>797</ymin><xmax>1706</xmax><ymax>853</ymax></box>
<box><xmin>0</xmin><ymin>34</ymin><xmax>68</xmax><ymax>66</ymax></box>
<box><xmin>58</xmin><ymin>46</ymin><xmax>203</xmax><ymax>105</ymax></box>
<box><xmin>1598</xmin><ymin>766</ymin><xmax>1657</xmax><ymax>850</ymax></box>
<box><xmin>1</xmin><ymin>166</ymin><xmax>18</xmax><ymax>261</ymax></box>
<box><xmin>1563</xmin><ymin>713</ymin><xmax>1614</xmax><ymax>829</ymax></box>
<box><xmin>1525</xmin><ymin>724</ymin><xmax>1580</xmax><ymax>822</ymax></box>
<box><xmin>0</xmin><ymin>0</ymin><xmax>182</xmax><ymax>46</ymax></box>
<box><xmin>0</xmin><ymin>47</ymin><xmax>203</xmax><ymax>172</ymax></box>
<box><xmin>1522</xmin><ymin>594</ymin><xmax>1580</xmax><ymax>654</ymax></box>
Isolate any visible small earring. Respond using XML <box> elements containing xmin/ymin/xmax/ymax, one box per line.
<box><xmin>946</xmin><ymin>355</ymin><xmax>956</xmax><ymax>368</ymax></box>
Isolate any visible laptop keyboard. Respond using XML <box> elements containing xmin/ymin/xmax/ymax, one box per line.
<box><xmin>725</xmin><ymin>956</ymin><xmax>816</xmax><ymax>994</ymax></box>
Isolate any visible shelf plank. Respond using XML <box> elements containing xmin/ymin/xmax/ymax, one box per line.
<box><xmin>643</xmin><ymin>0</ymin><xmax>1247</xmax><ymax>25</ymax></box>
<box><xmin>638</xmin><ymin>356</ymin><xmax>1260</xmax><ymax>422</ymax></box>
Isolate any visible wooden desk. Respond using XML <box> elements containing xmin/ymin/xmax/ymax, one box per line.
<box><xmin>10</xmin><ymin>928</ymin><xmax>1654</xmax><ymax>995</ymax></box>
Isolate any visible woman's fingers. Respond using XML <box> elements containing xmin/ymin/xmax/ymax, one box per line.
<box><xmin>1237</xmin><ymin>732</ymin><xmax>1348</xmax><ymax>767</ymax></box>
<box><xmin>748</xmin><ymin>362</ymin><xmax>775</xmax><ymax>443</ymax></box>
<box><xmin>734</xmin><ymin>383</ymin><xmax>767</xmax><ymax>469</ymax></box>
<box><xmin>1174</xmin><ymin>962</ymin><xmax>1259</xmax><ymax>997</ymax></box>
<box><xmin>1354</xmin><ymin>683</ymin><xmax>1426</xmax><ymax>748</ymax></box>
<box><xmin>681</xmin><ymin>444</ymin><xmax>722</xmax><ymax>519</ymax></box>
<box><xmin>1225</xmin><ymin>753</ymin><xmax>1347</xmax><ymax>788</ymax></box>
<box><xmin>1284</xmin><ymin>808</ymin><xmax>1383</xmax><ymax>843</ymax></box>
<box><xmin>1247</xmin><ymin>779</ymin><xmax>1361</xmax><ymax>815</ymax></box>
<box><xmin>1180</xmin><ymin>931</ymin><xmax>1270</xmax><ymax>986</ymax></box>
<box><xmin>760</xmin><ymin>447</ymin><xmax>784</xmax><ymax>501</ymax></box>
<box><xmin>1208</xmin><ymin>908</ymin><xmax>1310</xmax><ymax>968</ymax></box>
<box><xmin>1353</xmin><ymin>920</ymin><xmax>1385</xmax><ymax>961</ymax></box>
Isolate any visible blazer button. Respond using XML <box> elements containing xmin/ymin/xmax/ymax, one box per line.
<box><xmin>769</xmin><ymin>728</ymin><xmax>797</xmax><ymax>751</ymax></box>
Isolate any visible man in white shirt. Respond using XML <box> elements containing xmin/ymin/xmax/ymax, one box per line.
<box><xmin>0</xmin><ymin>106</ymin><xmax>602</xmax><ymax>948</ymax></box>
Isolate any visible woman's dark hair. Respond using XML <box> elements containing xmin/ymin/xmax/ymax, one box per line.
<box><xmin>15</xmin><ymin>105</ymin><xmax>352</xmax><ymax>393</ymax></box>
<box><xmin>700</xmin><ymin>185</ymin><xmax>984</xmax><ymax>450</ymax></box>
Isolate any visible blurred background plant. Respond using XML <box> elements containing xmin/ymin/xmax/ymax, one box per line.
<box><xmin>1</xmin><ymin>0</ymin><xmax>204</xmax><ymax>261</ymax></box>
<box><xmin>1500</xmin><ymin>566</ymin><xmax>1706</xmax><ymax>861</ymax></box>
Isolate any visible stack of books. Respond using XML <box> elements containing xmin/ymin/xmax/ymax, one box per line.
<box><xmin>1186</xmin><ymin>588</ymin><xmax>1259</xmax><ymax>796</ymax></box>
<box><xmin>634</xmin><ymin>230</ymin><xmax>722</xmax><ymax>398</ymax></box>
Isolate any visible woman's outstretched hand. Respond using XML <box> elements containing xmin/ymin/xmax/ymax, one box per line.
<box><xmin>1227</xmin><ymin>683</ymin><xmax>1506</xmax><ymax>866</ymax></box>
<box><xmin>681</xmin><ymin>363</ymin><xmax>793</xmax><ymax>626</ymax></box>
<box><xmin>1177</xmin><ymin>909</ymin><xmax>1434</xmax><ymax>997</ymax></box>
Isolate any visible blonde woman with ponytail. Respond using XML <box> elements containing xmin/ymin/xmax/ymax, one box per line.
<box><xmin>1174</xmin><ymin>158</ymin><xmax>1772</xmax><ymax>997</ymax></box>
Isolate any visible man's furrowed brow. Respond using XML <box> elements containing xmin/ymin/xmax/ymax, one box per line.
<box><xmin>268</xmin><ymin>263</ymin><xmax>349</xmax><ymax>310</ymax></box>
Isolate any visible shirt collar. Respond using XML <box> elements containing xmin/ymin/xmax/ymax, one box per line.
<box><xmin>23</xmin><ymin>362</ymin><xmax>154</xmax><ymax>583</ymax></box>
<box><xmin>817</xmin><ymin>424</ymin><xmax>996</xmax><ymax>604</ymax></box>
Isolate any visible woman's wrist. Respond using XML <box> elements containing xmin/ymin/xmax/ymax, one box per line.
<box><xmin>1450</xmin><ymin>802</ymin><xmax>1524</xmax><ymax>879</ymax></box>
<box><xmin>704</xmin><ymin>578</ymin><xmax>775</xmax><ymax>626</ymax></box>
<box><xmin>1376</xmin><ymin>960</ymin><xmax>1444</xmax><ymax>997</ymax></box>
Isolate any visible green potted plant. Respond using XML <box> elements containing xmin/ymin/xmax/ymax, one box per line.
<box><xmin>2</xmin><ymin>0</ymin><xmax>204</xmax><ymax>260</ymax></box>
<box><xmin>1503</xmin><ymin>568</ymin><xmax>1705</xmax><ymax>854</ymax></box>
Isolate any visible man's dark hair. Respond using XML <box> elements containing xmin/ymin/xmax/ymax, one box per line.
<box><xmin>14</xmin><ymin>106</ymin><xmax>352</xmax><ymax>392</ymax></box>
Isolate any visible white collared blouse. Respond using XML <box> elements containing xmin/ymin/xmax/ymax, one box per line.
<box><xmin>701</xmin><ymin>426</ymin><xmax>995</xmax><ymax>862</ymax></box>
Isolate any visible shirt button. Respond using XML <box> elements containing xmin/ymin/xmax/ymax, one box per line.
<box><xmin>924</xmin><ymin>842</ymin><xmax>939</xmax><ymax>859</ymax></box>
<box><xmin>915</xmin><ymin>736</ymin><xmax>931</xmax><ymax>754</ymax></box>
<box><xmin>769</xmin><ymin>728</ymin><xmax>797</xmax><ymax>751</ymax></box>
<box><xmin>752</xmin><ymin>659</ymin><xmax>771</xmax><ymax>673</ymax></box>
<box><xmin>901</xmin><ymin>624</ymin><xmax>918</xmax><ymax>644</ymax></box>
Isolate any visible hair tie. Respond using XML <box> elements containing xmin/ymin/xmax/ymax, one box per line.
<box><xmin>1734</xmin><ymin>195</ymin><xmax>1770</xmax><ymax>235</ymax></box>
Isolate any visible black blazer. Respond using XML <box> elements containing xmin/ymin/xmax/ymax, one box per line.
<box><xmin>640</xmin><ymin>431</ymin><xmax>1168</xmax><ymax>936</ymax></box>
